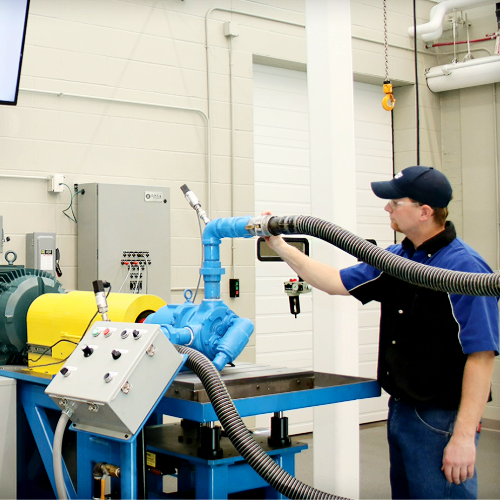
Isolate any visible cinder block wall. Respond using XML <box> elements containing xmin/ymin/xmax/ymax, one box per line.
<box><xmin>0</xmin><ymin>0</ymin><xmax>307</xmax><ymax>366</ymax></box>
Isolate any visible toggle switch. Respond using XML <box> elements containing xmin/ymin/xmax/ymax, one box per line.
<box><xmin>82</xmin><ymin>345</ymin><xmax>94</xmax><ymax>357</ymax></box>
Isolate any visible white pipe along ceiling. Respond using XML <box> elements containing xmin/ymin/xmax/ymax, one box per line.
<box><xmin>408</xmin><ymin>0</ymin><xmax>498</xmax><ymax>42</ymax></box>
<box><xmin>408</xmin><ymin>0</ymin><xmax>500</xmax><ymax>92</ymax></box>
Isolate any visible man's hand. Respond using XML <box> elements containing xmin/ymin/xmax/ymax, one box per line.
<box><xmin>442</xmin><ymin>432</ymin><xmax>476</xmax><ymax>484</ymax></box>
<box><xmin>259</xmin><ymin>211</ymin><xmax>349</xmax><ymax>295</ymax></box>
<box><xmin>261</xmin><ymin>210</ymin><xmax>285</xmax><ymax>253</ymax></box>
<box><xmin>441</xmin><ymin>350</ymin><xmax>494</xmax><ymax>485</ymax></box>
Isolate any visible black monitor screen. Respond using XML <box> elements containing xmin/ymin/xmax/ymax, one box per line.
<box><xmin>0</xmin><ymin>0</ymin><xmax>30</xmax><ymax>105</ymax></box>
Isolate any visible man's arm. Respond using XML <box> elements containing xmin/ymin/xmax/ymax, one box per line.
<box><xmin>441</xmin><ymin>350</ymin><xmax>495</xmax><ymax>484</ymax></box>
<box><xmin>265</xmin><ymin>234</ymin><xmax>350</xmax><ymax>296</ymax></box>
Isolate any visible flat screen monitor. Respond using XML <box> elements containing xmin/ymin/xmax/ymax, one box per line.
<box><xmin>0</xmin><ymin>0</ymin><xmax>30</xmax><ymax>105</ymax></box>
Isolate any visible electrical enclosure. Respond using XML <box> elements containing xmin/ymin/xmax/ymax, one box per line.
<box><xmin>45</xmin><ymin>321</ymin><xmax>185</xmax><ymax>440</ymax></box>
<box><xmin>77</xmin><ymin>184</ymin><xmax>171</xmax><ymax>301</ymax></box>
<box><xmin>26</xmin><ymin>232</ymin><xmax>56</xmax><ymax>275</ymax></box>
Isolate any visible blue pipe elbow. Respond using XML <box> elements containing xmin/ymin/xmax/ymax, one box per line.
<box><xmin>201</xmin><ymin>216</ymin><xmax>253</xmax><ymax>300</ymax></box>
<box><xmin>202</xmin><ymin>216</ymin><xmax>253</xmax><ymax>244</ymax></box>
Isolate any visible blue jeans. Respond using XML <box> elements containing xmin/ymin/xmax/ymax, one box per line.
<box><xmin>387</xmin><ymin>397</ymin><xmax>480</xmax><ymax>499</ymax></box>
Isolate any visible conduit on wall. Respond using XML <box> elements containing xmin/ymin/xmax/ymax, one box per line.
<box><xmin>19</xmin><ymin>87</ymin><xmax>212</xmax><ymax>214</ymax></box>
<box><xmin>204</xmin><ymin>6</ymin><xmax>305</xmax><ymax>276</ymax></box>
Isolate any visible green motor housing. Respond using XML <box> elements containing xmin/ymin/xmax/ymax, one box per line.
<box><xmin>0</xmin><ymin>264</ymin><xmax>65</xmax><ymax>365</ymax></box>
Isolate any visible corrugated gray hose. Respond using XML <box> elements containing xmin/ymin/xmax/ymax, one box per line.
<box><xmin>175</xmin><ymin>344</ymin><xmax>348</xmax><ymax>500</ymax></box>
<box><xmin>267</xmin><ymin>215</ymin><xmax>500</xmax><ymax>296</ymax></box>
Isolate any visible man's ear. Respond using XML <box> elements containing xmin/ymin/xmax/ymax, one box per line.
<box><xmin>420</xmin><ymin>204</ymin><xmax>434</xmax><ymax>222</ymax></box>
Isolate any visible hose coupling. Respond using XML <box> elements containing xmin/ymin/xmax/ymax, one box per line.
<box><xmin>245</xmin><ymin>215</ymin><xmax>298</xmax><ymax>236</ymax></box>
<box><xmin>245</xmin><ymin>215</ymin><xmax>274</xmax><ymax>236</ymax></box>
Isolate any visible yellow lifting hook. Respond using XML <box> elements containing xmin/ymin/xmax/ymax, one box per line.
<box><xmin>382</xmin><ymin>81</ymin><xmax>396</xmax><ymax>111</ymax></box>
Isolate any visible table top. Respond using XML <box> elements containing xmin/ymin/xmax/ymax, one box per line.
<box><xmin>0</xmin><ymin>362</ymin><xmax>381</xmax><ymax>422</ymax></box>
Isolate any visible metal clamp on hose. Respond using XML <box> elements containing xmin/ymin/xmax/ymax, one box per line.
<box><xmin>245</xmin><ymin>215</ymin><xmax>298</xmax><ymax>237</ymax></box>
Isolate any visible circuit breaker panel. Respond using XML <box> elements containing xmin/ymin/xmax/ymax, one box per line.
<box><xmin>26</xmin><ymin>232</ymin><xmax>56</xmax><ymax>275</ymax></box>
<box><xmin>77</xmin><ymin>184</ymin><xmax>170</xmax><ymax>302</ymax></box>
<box><xmin>45</xmin><ymin>321</ymin><xmax>185</xmax><ymax>440</ymax></box>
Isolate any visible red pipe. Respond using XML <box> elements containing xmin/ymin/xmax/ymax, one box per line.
<box><xmin>427</xmin><ymin>34</ymin><xmax>498</xmax><ymax>48</ymax></box>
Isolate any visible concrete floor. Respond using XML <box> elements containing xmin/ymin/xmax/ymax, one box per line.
<box><xmin>294</xmin><ymin>420</ymin><xmax>500</xmax><ymax>499</ymax></box>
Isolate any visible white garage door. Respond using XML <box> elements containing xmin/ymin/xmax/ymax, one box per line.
<box><xmin>253</xmin><ymin>65</ymin><xmax>393</xmax><ymax>430</ymax></box>
<box><xmin>253</xmin><ymin>64</ymin><xmax>313</xmax><ymax>435</ymax></box>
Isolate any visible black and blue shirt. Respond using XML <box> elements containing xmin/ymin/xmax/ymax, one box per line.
<box><xmin>340</xmin><ymin>222</ymin><xmax>499</xmax><ymax>409</ymax></box>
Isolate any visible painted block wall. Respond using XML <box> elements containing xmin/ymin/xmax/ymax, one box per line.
<box><xmin>0</xmin><ymin>0</ymin><xmax>308</xmax><ymax>368</ymax></box>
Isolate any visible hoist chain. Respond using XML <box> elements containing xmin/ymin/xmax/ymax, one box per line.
<box><xmin>383</xmin><ymin>0</ymin><xmax>389</xmax><ymax>81</ymax></box>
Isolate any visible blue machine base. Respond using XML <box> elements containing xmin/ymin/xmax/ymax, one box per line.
<box><xmin>145</xmin><ymin>423</ymin><xmax>307</xmax><ymax>499</ymax></box>
<box><xmin>0</xmin><ymin>365</ymin><xmax>380</xmax><ymax>499</ymax></box>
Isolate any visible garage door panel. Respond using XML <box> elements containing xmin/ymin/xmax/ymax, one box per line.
<box><xmin>255</xmin><ymin>124</ymin><xmax>310</xmax><ymax>142</ymax></box>
<box><xmin>253</xmin><ymin>134</ymin><xmax>309</xmax><ymax>150</ymax></box>
<box><xmin>253</xmin><ymin>87</ymin><xmax>309</xmax><ymax>111</ymax></box>
<box><xmin>256</xmin><ymin>296</ymin><xmax>312</xmax><ymax>315</ymax></box>
<box><xmin>254</xmin><ymin>144</ymin><xmax>309</xmax><ymax>166</ymax></box>
<box><xmin>257</xmin><ymin>350</ymin><xmax>313</xmax><ymax>367</ymax></box>
<box><xmin>255</xmin><ymin>164</ymin><xmax>311</xmax><ymax>185</ymax></box>
<box><xmin>256</xmin><ymin>183</ymin><xmax>310</xmax><ymax>204</ymax></box>
<box><xmin>254</xmin><ymin>107</ymin><xmax>310</xmax><ymax>131</ymax></box>
<box><xmin>258</xmin><ymin>332</ymin><xmax>313</xmax><ymax>353</ymax></box>
<box><xmin>255</xmin><ymin>200</ymin><xmax>311</xmax><ymax>215</ymax></box>
<box><xmin>360</xmin><ymin>329</ymin><xmax>380</xmax><ymax>347</ymax></box>
<box><xmin>256</xmin><ymin>314</ymin><xmax>312</xmax><ymax>334</ymax></box>
<box><xmin>255</xmin><ymin>67</ymin><xmax>392</xmax><ymax>430</ymax></box>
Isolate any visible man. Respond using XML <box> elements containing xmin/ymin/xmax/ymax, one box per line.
<box><xmin>265</xmin><ymin>166</ymin><xmax>499</xmax><ymax>499</ymax></box>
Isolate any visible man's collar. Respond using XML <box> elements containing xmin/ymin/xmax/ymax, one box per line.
<box><xmin>402</xmin><ymin>221</ymin><xmax>456</xmax><ymax>257</ymax></box>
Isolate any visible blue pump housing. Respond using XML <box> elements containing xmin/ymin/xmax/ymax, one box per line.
<box><xmin>145</xmin><ymin>216</ymin><xmax>255</xmax><ymax>370</ymax></box>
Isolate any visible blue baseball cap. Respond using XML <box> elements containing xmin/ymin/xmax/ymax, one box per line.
<box><xmin>371</xmin><ymin>166</ymin><xmax>452</xmax><ymax>208</ymax></box>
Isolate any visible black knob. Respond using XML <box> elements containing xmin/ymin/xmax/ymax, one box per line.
<box><xmin>82</xmin><ymin>345</ymin><xmax>94</xmax><ymax>357</ymax></box>
<box><xmin>111</xmin><ymin>350</ymin><xmax>122</xmax><ymax>360</ymax></box>
<box><xmin>132</xmin><ymin>329</ymin><xmax>142</xmax><ymax>340</ymax></box>
<box><xmin>60</xmin><ymin>367</ymin><xmax>70</xmax><ymax>377</ymax></box>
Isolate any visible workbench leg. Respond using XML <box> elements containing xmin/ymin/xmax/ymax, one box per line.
<box><xmin>19</xmin><ymin>383</ymin><xmax>76</xmax><ymax>499</ymax></box>
<box><xmin>195</xmin><ymin>464</ymin><xmax>228</xmax><ymax>500</ymax></box>
<box><xmin>120</xmin><ymin>440</ymin><xmax>138</xmax><ymax>500</ymax></box>
<box><xmin>264</xmin><ymin>453</ymin><xmax>296</xmax><ymax>499</ymax></box>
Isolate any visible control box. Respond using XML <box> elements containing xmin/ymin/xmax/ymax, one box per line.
<box><xmin>45</xmin><ymin>321</ymin><xmax>185</xmax><ymax>440</ymax></box>
<box><xmin>26</xmin><ymin>232</ymin><xmax>56</xmax><ymax>275</ymax></box>
<box><xmin>77</xmin><ymin>183</ymin><xmax>171</xmax><ymax>301</ymax></box>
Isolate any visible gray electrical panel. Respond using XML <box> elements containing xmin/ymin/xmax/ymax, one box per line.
<box><xmin>45</xmin><ymin>321</ymin><xmax>185</xmax><ymax>440</ymax></box>
<box><xmin>26</xmin><ymin>232</ymin><xmax>56</xmax><ymax>275</ymax></box>
<box><xmin>77</xmin><ymin>184</ymin><xmax>171</xmax><ymax>302</ymax></box>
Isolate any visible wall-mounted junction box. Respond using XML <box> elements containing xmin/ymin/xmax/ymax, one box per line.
<box><xmin>45</xmin><ymin>321</ymin><xmax>185</xmax><ymax>440</ymax></box>
<box><xmin>77</xmin><ymin>184</ymin><xmax>171</xmax><ymax>301</ymax></box>
<box><xmin>26</xmin><ymin>232</ymin><xmax>56</xmax><ymax>275</ymax></box>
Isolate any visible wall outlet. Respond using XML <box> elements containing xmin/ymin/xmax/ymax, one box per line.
<box><xmin>48</xmin><ymin>174</ymin><xmax>65</xmax><ymax>193</ymax></box>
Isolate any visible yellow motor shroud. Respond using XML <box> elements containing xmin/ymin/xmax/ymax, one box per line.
<box><xmin>26</xmin><ymin>291</ymin><xmax>166</xmax><ymax>375</ymax></box>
